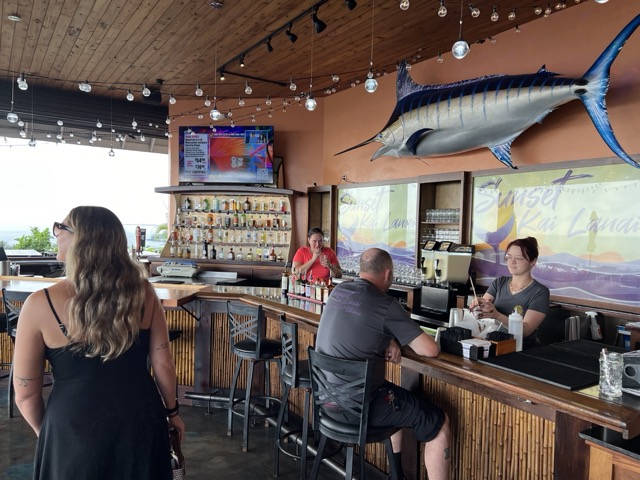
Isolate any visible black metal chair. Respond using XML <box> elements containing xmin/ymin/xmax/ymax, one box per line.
<box><xmin>227</xmin><ymin>300</ymin><xmax>282</xmax><ymax>452</ymax></box>
<box><xmin>273</xmin><ymin>315</ymin><xmax>313</xmax><ymax>479</ymax></box>
<box><xmin>2</xmin><ymin>288</ymin><xmax>32</xmax><ymax>418</ymax></box>
<box><xmin>307</xmin><ymin>348</ymin><xmax>400</xmax><ymax>480</ymax></box>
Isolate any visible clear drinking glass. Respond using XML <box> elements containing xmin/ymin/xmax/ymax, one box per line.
<box><xmin>599</xmin><ymin>351</ymin><xmax>623</xmax><ymax>398</ymax></box>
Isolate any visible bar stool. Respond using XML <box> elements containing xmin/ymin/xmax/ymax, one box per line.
<box><xmin>273</xmin><ymin>315</ymin><xmax>314</xmax><ymax>479</ymax></box>
<box><xmin>227</xmin><ymin>300</ymin><xmax>282</xmax><ymax>452</ymax></box>
<box><xmin>307</xmin><ymin>347</ymin><xmax>400</xmax><ymax>480</ymax></box>
<box><xmin>2</xmin><ymin>288</ymin><xmax>32</xmax><ymax>418</ymax></box>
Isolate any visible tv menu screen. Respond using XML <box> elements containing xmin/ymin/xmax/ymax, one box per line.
<box><xmin>178</xmin><ymin>125</ymin><xmax>274</xmax><ymax>184</ymax></box>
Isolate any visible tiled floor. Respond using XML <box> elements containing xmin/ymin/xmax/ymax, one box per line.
<box><xmin>0</xmin><ymin>377</ymin><xmax>387</xmax><ymax>480</ymax></box>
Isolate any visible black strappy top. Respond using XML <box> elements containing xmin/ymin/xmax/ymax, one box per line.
<box><xmin>44</xmin><ymin>288</ymin><xmax>69</xmax><ymax>337</ymax></box>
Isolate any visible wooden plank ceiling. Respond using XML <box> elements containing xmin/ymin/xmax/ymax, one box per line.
<box><xmin>1</xmin><ymin>0</ymin><xmax>585</xmax><ymax>105</ymax></box>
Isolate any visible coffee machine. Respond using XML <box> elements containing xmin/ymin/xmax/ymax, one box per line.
<box><xmin>419</xmin><ymin>241</ymin><xmax>474</xmax><ymax>324</ymax></box>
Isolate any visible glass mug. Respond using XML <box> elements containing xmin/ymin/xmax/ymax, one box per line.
<box><xmin>599</xmin><ymin>351</ymin><xmax>623</xmax><ymax>398</ymax></box>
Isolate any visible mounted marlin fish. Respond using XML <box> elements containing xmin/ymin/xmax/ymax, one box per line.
<box><xmin>336</xmin><ymin>14</ymin><xmax>640</xmax><ymax>169</ymax></box>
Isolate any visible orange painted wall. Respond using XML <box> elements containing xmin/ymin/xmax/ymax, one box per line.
<box><xmin>168</xmin><ymin>1</ymin><xmax>640</xmax><ymax>248</ymax></box>
<box><xmin>323</xmin><ymin>0</ymin><xmax>640</xmax><ymax>184</ymax></box>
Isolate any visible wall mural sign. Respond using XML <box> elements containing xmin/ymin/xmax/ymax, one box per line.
<box><xmin>472</xmin><ymin>163</ymin><xmax>640</xmax><ymax>307</ymax></box>
<box><xmin>336</xmin><ymin>15</ymin><xmax>640</xmax><ymax>170</ymax></box>
<box><xmin>337</xmin><ymin>183</ymin><xmax>418</xmax><ymax>266</ymax></box>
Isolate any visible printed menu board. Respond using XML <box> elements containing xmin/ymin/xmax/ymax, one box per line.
<box><xmin>472</xmin><ymin>163</ymin><xmax>640</xmax><ymax>307</ymax></box>
<box><xmin>336</xmin><ymin>183</ymin><xmax>418</xmax><ymax>266</ymax></box>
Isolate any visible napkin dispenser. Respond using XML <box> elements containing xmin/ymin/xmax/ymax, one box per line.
<box><xmin>622</xmin><ymin>353</ymin><xmax>640</xmax><ymax>388</ymax></box>
<box><xmin>157</xmin><ymin>262</ymin><xmax>200</xmax><ymax>278</ymax></box>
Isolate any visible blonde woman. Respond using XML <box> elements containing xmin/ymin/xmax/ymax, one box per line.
<box><xmin>13</xmin><ymin>206</ymin><xmax>184</xmax><ymax>479</ymax></box>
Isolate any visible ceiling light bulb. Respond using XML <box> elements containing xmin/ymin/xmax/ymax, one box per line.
<box><xmin>132</xmin><ymin>118</ymin><xmax>137</xmax><ymax>128</ymax></box>
<box><xmin>165</xmin><ymin>116</ymin><xmax>171</xmax><ymax>124</ymax></box>
<box><xmin>57</xmin><ymin>120</ymin><xmax>64</xmax><ymax>126</ymax></box>
<box><xmin>256</xmin><ymin>105</ymin><xmax>262</xmax><ymax>111</ymax></box>
<box><xmin>438</xmin><ymin>1</ymin><xmax>447</xmax><ymax>17</ymax></box>
<box><xmin>69</xmin><ymin>132</ymin><xmax>74</xmax><ymax>137</ymax></box>
<box><xmin>142</xmin><ymin>83</ymin><xmax>151</xmax><ymax>97</ymax></box>
<box><xmin>399</xmin><ymin>0</ymin><xmax>409</xmax><ymax>10</ymax></box>
<box><xmin>17</xmin><ymin>74</ymin><xmax>28</xmax><ymax>91</ymax></box>
<box><xmin>289</xmin><ymin>79</ymin><xmax>297</xmax><ymax>91</ymax></box>
<box><xmin>239</xmin><ymin>56</ymin><xmax>245</xmax><ymax>67</ymax></box>
<box><xmin>96</xmin><ymin>119</ymin><xmax>102</xmax><ymax>128</ymax></box>
<box><xmin>126</xmin><ymin>89</ymin><xmax>134</xmax><ymax>101</ymax></box>
<box><xmin>109</xmin><ymin>148</ymin><xmax>115</xmax><ymax>157</ymax></box>
<box><xmin>195</xmin><ymin>83</ymin><xmax>203</xmax><ymax>96</ymax></box>
<box><xmin>210</xmin><ymin>106</ymin><xmax>223</xmax><ymax>121</ymax></box>
<box><xmin>332</xmin><ymin>74</ymin><xmax>340</xmax><ymax>83</ymax></box>
<box><xmin>19</xmin><ymin>128</ymin><xmax>26</xmax><ymax>138</ymax></box>
<box><xmin>364</xmin><ymin>70</ymin><xmax>378</xmax><ymax>93</ymax></box>
<box><xmin>544</xmin><ymin>5</ymin><xmax>552</xmax><ymax>16</ymax></box>
<box><xmin>29</xmin><ymin>136</ymin><xmax>36</xmax><ymax>147</ymax></box>
<box><xmin>534</xmin><ymin>6</ymin><xmax>543</xmax><ymax>14</ymax></box>
<box><xmin>219</xmin><ymin>70</ymin><xmax>226</xmax><ymax>81</ymax></box>
<box><xmin>489</xmin><ymin>36</ymin><xmax>496</xmax><ymax>44</ymax></box>
<box><xmin>251</xmin><ymin>114</ymin><xmax>256</xmax><ymax>123</ymax></box>
<box><xmin>266</xmin><ymin>96</ymin><xmax>272</xmax><ymax>106</ymax></box>
<box><xmin>56</xmin><ymin>132</ymin><xmax>63</xmax><ymax>140</ymax></box>
<box><xmin>76</xmin><ymin>139</ymin><xmax>81</xmax><ymax>145</ymax></box>
<box><xmin>204</xmin><ymin>95</ymin><xmax>211</xmax><ymax>107</ymax></box>
<box><xmin>6</xmin><ymin>110</ymin><xmax>18</xmax><ymax>123</ymax></box>
<box><xmin>245</xmin><ymin>81</ymin><xmax>252</xmax><ymax>95</ymax></box>
<box><xmin>46</xmin><ymin>132</ymin><xmax>51</xmax><ymax>138</ymax></box>
<box><xmin>469</xmin><ymin>5</ymin><xmax>480</xmax><ymax>18</ymax></box>
<box><xmin>169</xmin><ymin>94</ymin><xmax>176</xmax><ymax>105</ymax></box>
<box><xmin>18</xmin><ymin>119</ymin><xmax>24</xmax><ymax>127</ymax></box>
<box><xmin>491</xmin><ymin>7</ymin><xmax>499</xmax><ymax>21</ymax></box>
<box><xmin>305</xmin><ymin>95</ymin><xmax>317</xmax><ymax>111</ymax></box>
<box><xmin>91</xmin><ymin>131</ymin><xmax>97</xmax><ymax>142</ymax></box>
<box><xmin>508</xmin><ymin>9</ymin><xmax>517</xmax><ymax>20</ymax></box>
<box><xmin>140</xmin><ymin>133</ymin><xmax>145</xmax><ymax>142</ymax></box>
<box><xmin>79</xmin><ymin>81</ymin><xmax>91</xmax><ymax>92</ymax></box>
<box><xmin>238</xmin><ymin>97</ymin><xmax>245</xmax><ymax>106</ymax></box>
<box><xmin>437</xmin><ymin>53</ymin><xmax>444</xmax><ymax>63</ymax></box>
<box><xmin>452</xmin><ymin>40</ymin><xmax>470</xmax><ymax>59</ymax></box>
<box><xmin>594</xmin><ymin>0</ymin><xmax>607</xmax><ymax>3</ymax></box>
<box><xmin>515</xmin><ymin>24</ymin><xmax>521</xmax><ymax>33</ymax></box>
<box><xmin>227</xmin><ymin>110</ymin><xmax>233</xmax><ymax>118</ymax></box>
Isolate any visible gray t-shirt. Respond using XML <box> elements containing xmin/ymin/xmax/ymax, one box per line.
<box><xmin>315</xmin><ymin>278</ymin><xmax>423</xmax><ymax>389</ymax></box>
<box><xmin>487</xmin><ymin>276</ymin><xmax>550</xmax><ymax>348</ymax></box>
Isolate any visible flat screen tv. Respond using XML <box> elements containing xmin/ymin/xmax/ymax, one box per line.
<box><xmin>178</xmin><ymin>125</ymin><xmax>274</xmax><ymax>184</ymax></box>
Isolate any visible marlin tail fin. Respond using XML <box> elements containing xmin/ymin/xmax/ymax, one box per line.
<box><xmin>580</xmin><ymin>14</ymin><xmax>640</xmax><ymax>168</ymax></box>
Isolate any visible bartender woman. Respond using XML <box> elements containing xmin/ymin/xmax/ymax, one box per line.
<box><xmin>292</xmin><ymin>227</ymin><xmax>342</xmax><ymax>281</ymax></box>
<box><xmin>470</xmin><ymin>237</ymin><xmax>550</xmax><ymax>348</ymax></box>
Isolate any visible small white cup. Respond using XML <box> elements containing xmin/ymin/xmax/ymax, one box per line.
<box><xmin>449</xmin><ymin>308</ymin><xmax>464</xmax><ymax>327</ymax></box>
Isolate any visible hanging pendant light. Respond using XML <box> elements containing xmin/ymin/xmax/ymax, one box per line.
<box><xmin>305</xmin><ymin>15</ymin><xmax>317</xmax><ymax>111</ymax></box>
<box><xmin>364</xmin><ymin>0</ymin><xmax>378</xmax><ymax>93</ymax></box>
<box><xmin>6</xmin><ymin>75</ymin><xmax>19</xmax><ymax>123</ymax></box>
<box><xmin>452</xmin><ymin>0</ymin><xmax>469</xmax><ymax>59</ymax></box>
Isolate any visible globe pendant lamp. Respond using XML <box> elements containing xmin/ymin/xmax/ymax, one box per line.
<box><xmin>364</xmin><ymin>0</ymin><xmax>378</xmax><ymax>93</ymax></box>
<box><xmin>452</xmin><ymin>0</ymin><xmax>469</xmax><ymax>59</ymax></box>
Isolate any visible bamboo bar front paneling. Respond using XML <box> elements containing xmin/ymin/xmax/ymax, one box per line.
<box><xmin>422</xmin><ymin>376</ymin><xmax>555</xmax><ymax>479</ymax></box>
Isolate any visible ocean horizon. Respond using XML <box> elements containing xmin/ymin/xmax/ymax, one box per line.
<box><xmin>0</xmin><ymin>224</ymin><xmax>167</xmax><ymax>251</ymax></box>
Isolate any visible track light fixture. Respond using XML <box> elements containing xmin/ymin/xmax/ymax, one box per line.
<box><xmin>286</xmin><ymin>23</ymin><xmax>298</xmax><ymax>43</ymax></box>
<box><xmin>345</xmin><ymin>0</ymin><xmax>357</xmax><ymax>10</ymax></box>
<box><xmin>266</xmin><ymin>37</ymin><xmax>274</xmax><ymax>52</ymax></box>
<box><xmin>219</xmin><ymin>69</ymin><xmax>226</xmax><ymax>81</ymax></box>
<box><xmin>239</xmin><ymin>56</ymin><xmax>245</xmax><ymax>67</ymax></box>
<box><xmin>311</xmin><ymin>6</ymin><xmax>327</xmax><ymax>34</ymax></box>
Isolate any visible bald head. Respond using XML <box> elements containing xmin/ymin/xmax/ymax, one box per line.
<box><xmin>359</xmin><ymin>248</ymin><xmax>394</xmax><ymax>291</ymax></box>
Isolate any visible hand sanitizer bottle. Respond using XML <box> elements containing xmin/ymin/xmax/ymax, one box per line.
<box><xmin>509</xmin><ymin>306</ymin><xmax>524</xmax><ymax>352</ymax></box>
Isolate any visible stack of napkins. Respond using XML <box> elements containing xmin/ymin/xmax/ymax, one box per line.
<box><xmin>459</xmin><ymin>338</ymin><xmax>492</xmax><ymax>359</ymax></box>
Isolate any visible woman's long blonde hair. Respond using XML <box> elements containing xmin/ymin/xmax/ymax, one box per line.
<box><xmin>63</xmin><ymin>206</ymin><xmax>147</xmax><ymax>360</ymax></box>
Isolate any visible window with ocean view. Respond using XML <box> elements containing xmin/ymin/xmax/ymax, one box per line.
<box><xmin>0</xmin><ymin>139</ymin><xmax>169</xmax><ymax>253</ymax></box>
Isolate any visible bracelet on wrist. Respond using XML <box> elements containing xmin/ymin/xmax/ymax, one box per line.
<box><xmin>165</xmin><ymin>401</ymin><xmax>179</xmax><ymax>417</ymax></box>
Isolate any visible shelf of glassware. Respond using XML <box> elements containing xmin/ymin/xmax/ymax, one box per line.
<box><xmin>419</xmin><ymin>208</ymin><xmax>461</xmax><ymax>244</ymax></box>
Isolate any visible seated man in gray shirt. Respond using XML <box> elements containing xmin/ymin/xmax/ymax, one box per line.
<box><xmin>315</xmin><ymin>248</ymin><xmax>450</xmax><ymax>480</ymax></box>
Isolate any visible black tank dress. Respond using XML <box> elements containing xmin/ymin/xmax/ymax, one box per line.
<box><xmin>33</xmin><ymin>289</ymin><xmax>172</xmax><ymax>480</ymax></box>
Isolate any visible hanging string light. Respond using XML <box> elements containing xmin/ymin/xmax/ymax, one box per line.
<box><xmin>210</xmin><ymin>22</ymin><xmax>223</xmax><ymax>121</ymax></box>
<box><xmin>6</xmin><ymin>75</ymin><xmax>19</xmax><ymax>123</ymax></box>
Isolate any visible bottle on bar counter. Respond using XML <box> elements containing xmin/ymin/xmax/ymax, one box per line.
<box><xmin>281</xmin><ymin>264</ymin><xmax>289</xmax><ymax>296</ymax></box>
<box><xmin>236</xmin><ymin>247</ymin><xmax>244</xmax><ymax>261</ymax></box>
<box><xmin>246</xmin><ymin>248</ymin><xmax>253</xmax><ymax>261</ymax></box>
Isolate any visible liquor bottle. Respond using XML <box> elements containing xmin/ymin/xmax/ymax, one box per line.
<box><xmin>232</xmin><ymin>211</ymin><xmax>239</xmax><ymax>227</ymax></box>
<box><xmin>240</xmin><ymin>211</ymin><xmax>247</xmax><ymax>228</ymax></box>
<box><xmin>230</xmin><ymin>198</ymin><xmax>236</xmax><ymax>211</ymax></box>
<box><xmin>281</xmin><ymin>266</ymin><xmax>289</xmax><ymax>296</ymax></box>
<box><xmin>236</xmin><ymin>247</ymin><xmax>244</xmax><ymax>261</ymax></box>
<box><xmin>255</xmin><ymin>244</ymin><xmax>263</xmax><ymax>261</ymax></box>
<box><xmin>269</xmin><ymin>246</ymin><xmax>277</xmax><ymax>262</ymax></box>
<box><xmin>246</xmin><ymin>248</ymin><xmax>253</xmax><ymax>261</ymax></box>
<box><xmin>209</xmin><ymin>244</ymin><xmax>217</xmax><ymax>260</ymax></box>
<box><xmin>222</xmin><ymin>198</ymin><xmax>229</xmax><ymax>211</ymax></box>
<box><xmin>218</xmin><ymin>247</ymin><xmax>224</xmax><ymax>259</ymax></box>
<box><xmin>243</xmin><ymin>197</ymin><xmax>251</xmax><ymax>211</ymax></box>
<box><xmin>305</xmin><ymin>272</ymin><xmax>313</xmax><ymax>297</ymax></box>
<box><xmin>202</xmin><ymin>240</ymin><xmax>208</xmax><ymax>259</ymax></box>
<box><xmin>203</xmin><ymin>197</ymin><xmax>210</xmax><ymax>211</ymax></box>
<box><xmin>211</xmin><ymin>196</ymin><xmax>219</xmax><ymax>211</ymax></box>
<box><xmin>252</xmin><ymin>198</ymin><xmax>259</xmax><ymax>211</ymax></box>
<box><xmin>227</xmin><ymin>247</ymin><xmax>235</xmax><ymax>260</ymax></box>
<box><xmin>169</xmin><ymin>239</ymin><xmax>176</xmax><ymax>258</ymax></box>
<box><xmin>176</xmin><ymin>239</ymin><xmax>184</xmax><ymax>258</ymax></box>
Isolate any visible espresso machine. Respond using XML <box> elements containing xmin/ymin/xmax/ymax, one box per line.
<box><xmin>419</xmin><ymin>241</ymin><xmax>474</xmax><ymax>324</ymax></box>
